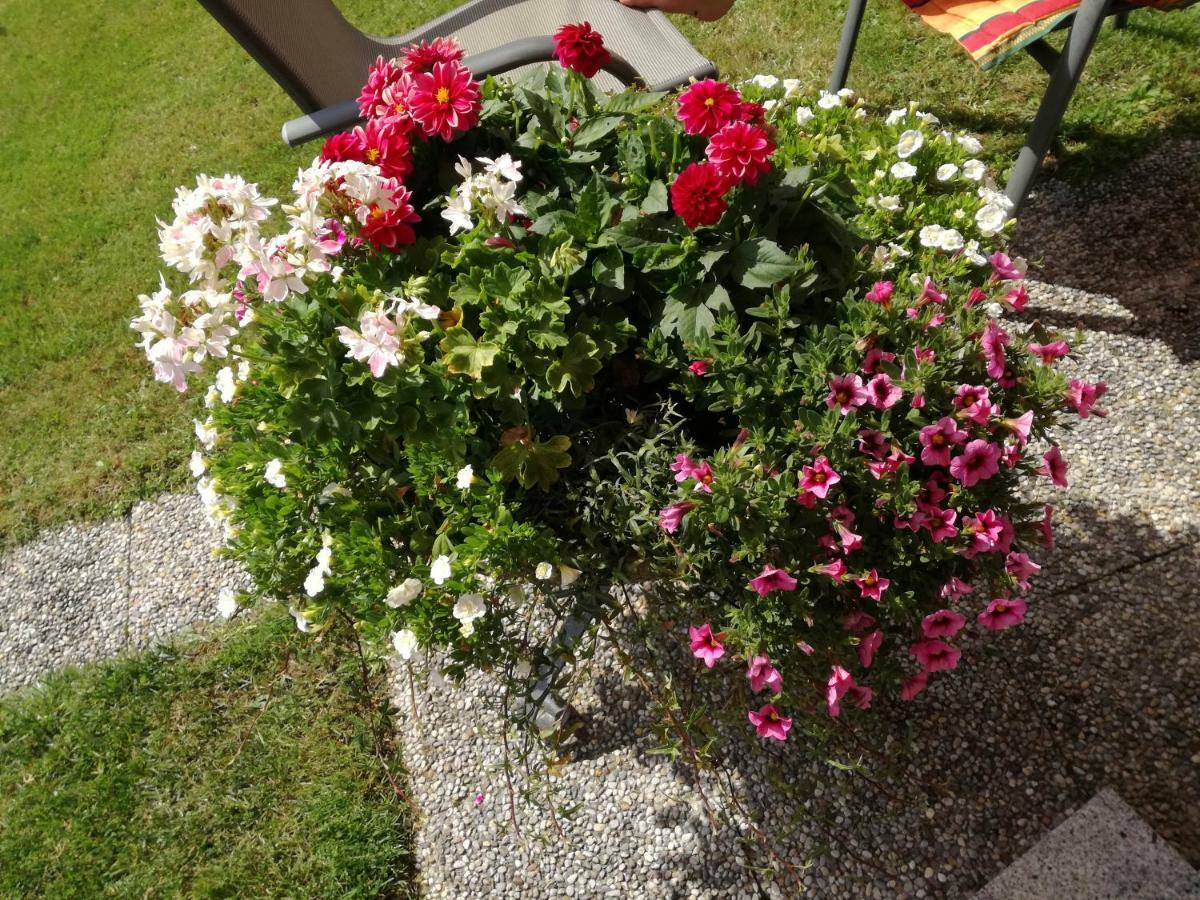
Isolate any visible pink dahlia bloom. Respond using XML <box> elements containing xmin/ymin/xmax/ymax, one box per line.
<box><xmin>919</xmin><ymin>417</ymin><xmax>967</xmax><ymax>467</ymax></box>
<box><xmin>981</xmin><ymin>320</ymin><xmax>1010</xmax><ymax>381</ymax></box>
<box><xmin>670</xmin><ymin>162</ymin><xmax>732</xmax><ymax>230</ymax></box>
<box><xmin>552</xmin><ymin>22</ymin><xmax>611</xmax><ymax>78</ymax></box>
<box><xmin>921</xmin><ymin>608</ymin><xmax>966</xmax><ymax>639</ymax></box>
<box><xmin>909</xmin><ymin>639</ymin><xmax>962</xmax><ymax>673</ymax></box>
<box><xmin>900</xmin><ymin>671</ymin><xmax>928</xmax><ymax>701</ymax></box>
<box><xmin>676</xmin><ymin>79</ymin><xmax>744</xmax><ymax>137</ymax></box>
<box><xmin>1028</xmin><ymin>340</ymin><xmax>1069</xmax><ymax>365</ymax></box>
<box><xmin>977</xmin><ymin>597</ymin><xmax>1027</xmax><ymax>631</ymax></box>
<box><xmin>949</xmin><ymin>439</ymin><xmax>1001</xmax><ymax>488</ymax></box>
<box><xmin>705</xmin><ymin>121</ymin><xmax>776</xmax><ymax>186</ymax></box>
<box><xmin>749</xmin><ymin>564</ymin><xmax>798</xmax><ymax>597</ymax></box>
<box><xmin>400</xmin><ymin>37</ymin><xmax>465</xmax><ymax>75</ymax></box>
<box><xmin>688</xmin><ymin>624</ymin><xmax>725</xmax><ymax>668</ymax></box>
<box><xmin>799</xmin><ymin>456</ymin><xmax>841</xmax><ymax>500</ymax></box>
<box><xmin>867</xmin><ymin>373</ymin><xmax>902</xmax><ymax>410</ymax></box>
<box><xmin>406</xmin><ymin>61</ymin><xmax>481</xmax><ymax>142</ymax></box>
<box><xmin>853</xmin><ymin>569</ymin><xmax>889</xmax><ymax>602</ymax></box>
<box><xmin>857</xmin><ymin>629</ymin><xmax>883</xmax><ymax>668</ymax></box>
<box><xmin>1065</xmin><ymin>379</ymin><xmax>1108</xmax><ymax>419</ymax></box>
<box><xmin>826</xmin><ymin>374</ymin><xmax>869</xmax><ymax>415</ymax></box>
<box><xmin>357</xmin><ymin>56</ymin><xmax>406</xmax><ymax>119</ymax></box>
<box><xmin>658</xmin><ymin>501</ymin><xmax>696</xmax><ymax>534</ymax></box>
<box><xmin>746</xmin><ymin>655</ymin><xmax>783</xmax><ymax>694</ymax></box>
<box><xmin>826</xmin><ymin>665</ymin><xmax>854</xmax><ymax>717</ymax></box>
<box><xmin>1038</xmin><ymin>446</ymin><xmax>1069</xmax><ymax>487</ymax></box>
<box><xmin>748</xmin><ymin>703</ymin><xmax>792</xmax><ymax>740</ymax></box>
<box><xmin>352</xmin><ymin>118</ymin><xmax>414</xmax><ymax>180</ymax></box>
<box><xmin>865</xmin><ymin>280</ymin><xmax>894</xmax><ymax>307</ymax></box>
<box><xmin>360</xmin><ymin>185</ymin><xmax>421</xmax><ymax>251</ymax></box>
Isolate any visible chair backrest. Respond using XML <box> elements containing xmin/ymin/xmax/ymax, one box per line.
<box><xmin>197</xmin><ymin>0</ymin><xmax>388</xmax><ymax>111</ymax></box>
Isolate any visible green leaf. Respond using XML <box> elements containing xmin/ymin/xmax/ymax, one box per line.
<box><xmin>546</xmin><ymin>333</ymin><xmax>602</xmax><ymax>396</ymax></box>
<box><xmin>661</xmin><ymin>294</ymin><xmax>716</xmax><ymax>343</ymax></box>
<box><xmin>491</xmin><ymin>435</ymin><xmax>573</xmax><ymax>490</ymax></box>
<box><xmin>603</xmin><ymin>91</ymin><xmax>666</xmax><ymax>113</ymax></box>
<box><xmin>439</xmin><ymin>328</ymin><xmax>501</xmax><ymax>379</ymax></box>
<box><xmin>640</xmin><ymin>180</ymin><xmax>669</xmax><ymax>215</ymax></box>
<box><xmin>731</xmin><ymin>238</ymin><xmax>802</xmax><ymax>289</ymax></box>
<box><xmin>592</xmin><ymin>246</ymin><xmax>625</xmax><ymax>290</ymax></box>
<box><xmin>575</xmin><ymin>172</ymin><xmax>617</xmax><ymax>240</ymax></box>
<box><xmin>571</xmin><ymin>115</ymin><xmax>623</xmax><ymax>148</ymax></box>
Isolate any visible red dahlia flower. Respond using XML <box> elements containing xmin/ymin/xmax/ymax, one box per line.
<box><xmin>320</xmin><ymin>119</ymin><xmax>413</xmax><ymax>181</ymax></box>
<box><xmin>675</xmin><ymin>79</ymin><xmax>743</xmax><ymax>137</ymax></box>
<box><xmin>360</xmin><ymin>184</ymin><xmax>421</xmax><ymax>251</ymax></box>
<box><xmin>670</xmin><ymin>162</ymin><xmax>732</xmax><ymax>230</ymax></box>
<box><xmin>552</xmin><ymin>22</ymin><xmax>610</xmax><ymax>78</ymax></box>
<box><xmin>706</xmin><ymin>121</ymin><xmax>776</xmax><ymax>186</ymax></box>
<box><xmin>400</xmin><ymin>36</ymin><xmax>465</xmax><ymax>74</ymax></box>
<box><xmin>406</xmin><ymin>61</ymin><xmax>481</xmax><ymax>142</ymax></box>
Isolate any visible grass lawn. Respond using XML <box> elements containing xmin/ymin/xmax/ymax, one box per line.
<box><xmin>0</xmin><ymin>607</ymin><xmax>415</xmax><ymax>897</ymax></box>
<box><xmin>0</xmin><ymin>0</ymin><xmax>1196</xmax><ymax>545</ymax></box>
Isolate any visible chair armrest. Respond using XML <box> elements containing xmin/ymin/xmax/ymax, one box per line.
<box><xmin>281</xmin><ymin>36</ymin><xmax>645</xmax><ymax>147</ymax></box>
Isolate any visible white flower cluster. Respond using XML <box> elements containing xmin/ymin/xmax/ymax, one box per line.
<box><xmin>442</xmin><ymin>154</ymin><xmax>525</xmax><ymax>235</ymax></box>
<box><xmin>335</xmin><ymin>291</ymin><xmax>440</xmax><ymax>378</ymax></box>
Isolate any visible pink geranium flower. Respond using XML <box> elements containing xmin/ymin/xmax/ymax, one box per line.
<box><xmin>865</xmin><ymin>280</ymin><xmax>894</xmax><ymax>307</ymax></box>
<box><xmin>799</xmin><ymin>456</ymin><xmax>841</xmax><ymax>500</ymax></box>
<box><xmin>900</xmin><ymin>671</ymin><xmax>928</xmax><ymax>701</ymax></box>
<box><xmin>981</xmin><ymin>321</ymin><xmax>1010</xmax><ymax>381</ymax></box>
<box><xmin>853</xmin><ymin>569</ymin><xmax>889</xmax><ymax>601</ymax></box>
<box><xmin>826</xmin><ymin>665</ymin><xmax>854</xmax><ymax>717</ymax></box>
<box><xmin>658</xmin><ymin>501</ymin><xmax>696</xmax><ymax>534</ymax></box>
<box><xmin>826</xmin><ymin>374</ymin><xmax>869</xmax><ymax>415</ymax></box>
<box><xmin>858</xmin><ymin>629</ymin><xmax>883</xmax><ymax>668</ymax></box>
<box><xmin>909</xmin><ymin>639</ymin><xmax>962</xmax><ymax>672</ymax></box>
<box><xmin>1005</xmin><ymin>551</ymin><xmax>1041</xmax><ymax>589</ymax></box>
<box><xmin>705</xmin><ymin>121</ymin><xmax>776</xmax><ymax>186</ymax></box>
<box><xmin>676</xmin><ymin>79</ymin><xmax>743</xmax><ymax>137</ymax></box>
<box><xmin>813</xmin><ymin>559</ymin><xmax>848</xmax><ymax>581</ymax></box>
<box><xmin>688</xmin><ymin>359</ymin><xmax>711</xmax><ymax>377</ymax></box>
<box><xmin>977</xmin><ymin>597</ymin><xmax>1027</xmax><ymax>630</ymax></box>
<box><xmin>988</xmin><ymin>251</ymin><xmax>1025</xmax><ymax>282</ymax></box>
<box><xmin>1066</xmin><ymin>379</ymin><xmax>1108</xmax><ymax>419</ymax></box>
<box><xmin>746</xmin><ymin>655</ymin><xmax>783</xmax><ymax>694</ymax></box>
<box><xmin>749</xmin><ymin>564</ymin><xmax>798</xmax><ymax>597</ymax></box>
<box><xmin>748</xmin><ymin>703</ymin><xmax>792</xmax><ymax>740</ymax></box>
<box><xmin>1028</xmin><ymin>341</ymin><xmax>1069</xmax><ymax>365</ymax></box>
<box><xmin>688</xmin><ymin>624</ymin><xmax>725</xmax><ymax>668</ymax></box>
<box><xmin>949</xmin><ymin>439</ymin><xmax>1001</xmax><ymax>488</ymax></box>
<box><xmin>919</xmin><ymin>417</ymin><xmax>967</xmax><ymax>467</ymax></box>
<box><xmin>1038</xmin><ymin>446</ymin><xmax>1069</xmax><ymax>487</ymax></box>
<box><xmin>921</xmin><ymin>608</ymin><xmax>966</xmax><ymax>639</ymax></box>
<box><xmin>406</xmin><ymin>61</ymin><xmax>481</xmax><ymax>141</ymax></box>
<box><xmin>867</xmin><ymin>373</ymin><xmax>902</xmax><ymax>410</ymax></box>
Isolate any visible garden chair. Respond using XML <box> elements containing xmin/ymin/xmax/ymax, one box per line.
<box><xmin>197</xmin><ymin>0</ymin><xmax>717</xmax><ymax>147</ymax></box>
<box><xmin>828</xmin><ymin>0</ymin><xmax>1195</xmax><ymax>209</ymax></box>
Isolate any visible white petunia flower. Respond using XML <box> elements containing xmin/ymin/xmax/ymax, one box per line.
<box><xmin>957</xmin><ymin>134</ymin><xmax>983</xmax><ymax>154</ymax></box>
<box><xmin>264</xmin><ymin>458</ymin><xmax>287</xmax><ymax>488</ymax></box>
<box><xmin>877</xmin><ymin>194</ymin><xmax>902</xmax><ymax>212</ymax></box>
<box><xmin>837</xmin><ymin>87</ymin><xmax>855</xmax><ymax>99</ymax></box>
<box><xmin>885</xmin><ymin>107</ymin><xmax>908</xmax><ymax>126</ymax></box>
<box><xmin>386</xmin><ymin>577</ymin><xmax>424</xmax><ymax>608</ymax></box>
<box><xmin>890</xmin><ymin>161</ymin><xmax>917</xmax><ymax>179</ymax></box>
<box><xmin>391</xmin><ymin>628</ymin><xmax>419</xmax><ymax>660</ymax></box>
<box><xmin>919</xmin><ymin>225</ymin><xmax>945</xmax><ymax>248</ymax></box>
<box><xmin>430</xmin><ymin>554</ymin><xmax>452</xmax><ymax>585</ymax></box>
<box><xmin>936</xmin><ymin>163</ymin><xmax>959</xmax><ymax>182</ymax></box>
<box><xmin>975</xmin><ymin>203</ymin><xmax>1008</xmax><ymax>236</ymax></box>
<box><xmin>963</xmin><ymin>239</ymin><xmax>988</xmax><ymax>266</ymax></box>
<box><xmin>454</xmin><ymin>464</ymin><xmax>474</xmax><ymax>490</ymax></box>
<box><xmin>535</xmin><ymin>561</ymin><xmax>554</xmax><ymax>581</ymax></box>
<box><xmin>794</xmin><ymin>105</ymin><xmax>815</xmax><ymax>126</ymax></box>
<box><xmin>214</xmin><ymin>366</ymin><xmax>236</xmax><ymax>403</ymax></box>
<box><xmin>559</xmin><ymin>565</ymin><xmax>582</xmax><ymax>588</ymax></box>
<box><xmin>936</xmin><ymin>227</ymin><xmax>965</xmax><ymax>252</ymax></box>
<box><xmin>962</xmin><ymin>159</ymin><xmax>986</xmax><ymax>181</ymax></box>
<box><xmin>453</xmin><ymin>593</ymin><xmax>487</xmax><ymax>636</ymax></box>
<box><xmin>750</xmin><ymin>74</ymin><xmax>780</xmax><ymax>89</ymax></box>
<box><xmin>896</xmin><ymin>129</ymin><xmax>924</xmax><ymax>159</ymax></box>
<box><xmin>189</xmin><ymin>450</ymin><xmax>207</xmax><ymax>478</ymax></box>
<box><xmin>916</xmin><ymin>111</ymin><xmax>940</xmax><ymax>126</ymax></box>
<box><xmin>288</xmin><ymin>605</ymin><xmax>311</xmax><ymax>633</ymax></box>
<box><xmin>194</xmin><ymin>417</ymin><xmax>217</xmax><ymax>450</ymax></box>
<box><xmin>782</xmin><ymin>78</ymin><xmax>802</xmax><ymax>98</ymax></box>
<box><xmin>762</xmin><ymin>99</ymin><xmax>779</xmax><ymax>111</ymax></box>
<box><xmin>817</xmin><ymin>90</ymin><xmax>842</xmax><ymax>109</ymax></box>
<box><xmin>304</xmin><ymin>540</ymin><xmax>333</xmax><ymax>597</ymax></box>
<box><xmin>217</xmin><ymin>588</ymin><xmax>239</xmax><ymax>619</ymax></box>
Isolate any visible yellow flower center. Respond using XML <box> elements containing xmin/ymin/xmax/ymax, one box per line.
<box><xmin>435</xmin><ymin>87</ymin><xmax>451</xmax><ymax>104</ymax></box>
<box><xmin>365</xmin><ymin>147</ymin><xmax>381</xmax><ymax>162</ymax></box>
<box><xmin>704</xmin><ymin>97</ymin><xmax>715</xmax><ymax>107</ymax></box>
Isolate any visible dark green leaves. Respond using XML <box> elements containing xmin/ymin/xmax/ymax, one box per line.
<box><xmin>731</xmin><ymin>238</ymin><xmax>803</xmax><ymax>289</ymax></box>
<box><xmin>491</xmin><ymin>434</ymin><xmax>573</xmax><ymax>490</ymax></box>
<box><xmin>439</xmin><ymin>329</ymin><xmax>501</xmax><ymax>379</ymax></box>
<box><xmin>546</xmin><ymin>333</ymin><xmax>602</xmax><ymax>396</ymax></box>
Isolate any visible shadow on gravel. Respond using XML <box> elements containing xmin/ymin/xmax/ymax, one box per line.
<box><xmin>567</xmin><ymin>504</ymin><xmax>1200</xmax><ymax>895</ymax></box>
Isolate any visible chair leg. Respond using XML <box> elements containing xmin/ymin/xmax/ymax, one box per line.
<box><xmin>1005</xmin><ymin>0</ymin><xmax>1112</xmax><ymax>211</ymax></box>
<box><xmin>1112</xmin><ymin>9</ymin><xmax>1130</xmax><ymax>28</ymax></box>
<box><xmin>828</xmin><ymin>0</ymin><xmax>869</xmax><ymax>93</ymax></box>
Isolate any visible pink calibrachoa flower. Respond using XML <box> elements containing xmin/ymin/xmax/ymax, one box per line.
<box><xmin>796</xmin><ymin>640</ymin><xmax>815</xmax><ymax>656</ymax></box>
<box><xmin>867</xmin><ymin>373</ymin><xmax>903</xmax><ymax>410</ymax></box>
<box><xmin>961</xmin><ymin>508</ymin><xmax>1004</xmax><ymax>557</ymax></box>
<box><xmin>853</xmin><ymin>569</ymin><xmax>889</xmax><ymax>601</ymax></box>
<box><xmin>857</xmin><ymin>429</ymin><xmax>889</xmax><ymax>459</ymax></box>
<box><xmin>406</xmin><ymin>61</ymin><xmax>481</xmax><ymax>142</ymax></box>
<box><xmin>1066</xmin><ymin>379</ymin><xmax>1108</xmax><ymax>419</ymax></box>
<box><xmin>688</xmin><ymin>359</ymin><xmax>711</xmax><ymax>377</ymax></box>
<box><xmin>913</xmin><ymin>345</ymin><xmax>937</xmax><ymax>365</ymax></box>
<box><xmin>954</xmin><ymin>384</ymin><xmax>996</xmax><ymax>425</ymax></box>
<box><xmin>749</xmin><ymin>564</ymin><xmax>798</xmax><ymax>597</ymax></box>
<box><xmin>746</xmin><ymin>655</ymin><xmax>783</xmax><ymax>693</ymax></box>
<box><xmin>799</xmin><ymin>456</ymin><xmax>841</xmax><ymax>499</ymax></box>
<box><xmin>1028</xmin><ymin>340</ymin><xmax>1069</xmax><ymax>365</ymax></box>
<box><xmin>689</xmin><ymin>624</ymin><xmax>725</xmax><ymax>668</ymax></box>
<box><xmin>909</xmin><ymin>639</ymin><xmax>962</xmax><ymax>673</ymax></box>
<box><xmin>846</xmin><ymin>684</ymin><xmax>874</xmax><ymax>710</ymax></box>
<box><xmin>900</xmin><ymin>671</ymin><xmax>928</xmax><ymax>701</ymax></box>
<box><xmin>862</xmin><ymin>348</ymin><xmax>897</xmax><ymax>374</ymax></box>
<box><xmin>826</xmin><ymin>374</ymin><xmax>869</xmax><ymax>414</ymax></box>
<box><xmin>966</xmin><ymin>286</ymin><xmax>988</xmax><ymax>308</ymax></box>
<box><xmin>844</xmin><ymin>610</ymin><xmax>877</xmax><ymax>632</ymax></box>
<box><xmin>1005</xmin><ymin>284</ymin><xmax>1030</xmax><ymax>311</ymax></box>
<box><xmin>988</xmin><ymin>251</ymin><xmax>1025</xmax><ymax>282</ymax></box>
<box><xmin>919</xmin><ymin>417</ymin><xmax>967</xmax><ymax>466</ymax></box>
<box><xmin>658</xmin><ymin>501</ymin><xmax>696</xmax><ymax>534</ymax></box>
<box><xmin>858</xmin><ymin>629</ymin><xmax>883</xmax><ymax>668</ymax></box>
<box><xmin>705</xmin><ymin>121</ymin><xmax>776</xmax><ymax>186</ymax></box>
<box><xmin>830</xmin><ymin>504</ymin><xmax>856</xmax><ymax>525</ymax></box>
<box><xmin>670</xmin><ymin>453</ymin><xmax>697</xmax><ymax>481</ymax></box>
<box><xmin>925</xmin><ymin>506</ymin><xmax>958</xmax><ymax>543</ymax></box>
<box><xmin>835</xmin><ymin>521</ymin><xmax>864</xmax><ymax>553</ymax></box>
<box><xmin>911</xmin><ymin>390</ymin><xmax>926</xmax><ymax>409</ymax></box>
<box><xmin>748</xmin><ymin>703</ymin><xmax>792</xmax><ymax>740</ymax></box>
<box><xmin>473</xmin><ymin>791</ymin><xmax>485</xmax><ymax>806</ymax></box>
<box><xmin>981</xmin><ymin>320</ymin><xmax>1010</xmax><ymax>381</ymax></box>
<box><xmin>941</xmin><ymin>576</ymin><xmax>974</xmax><ymax>601</ymax></box>
<box><xmin>977</xmin><ymin>597</ymin><xmax>1028</xmax><ymax>631</ymax></box>
<box><xmin>826</xmin><ymin>665</ymin><xmax>854</xmax><ymax>717</ymax></box>
<box><xmin>919</xmin><ymin>277</ymin><xmax>947</xmax><ymax>305</ymax></box>
<box><xmin>865</xmin><ymin>280</ymin><xmax>894</xmax><ymax>307</ymax></box>
<box><xmin>675</xmin><ymin>79</ymin><xmax>744</xmax><ymax>137</ymax></box>
<box><xmin>1040</xmin><ymin>504</ymin><xmax>1056</xmax><ymax>549</ymax></box>
<box><xmin>921</xmin><ymin>608</ymin><xmax>966</xmax><ymax>639</ymax></box>
<box><xmin>813</xmin><ymin>559</ymin><xmax>848</xmax><ymax>582</ymax></box>
<box><xmin>1005</xmin><ymin>551</ymin><xmax>1041</xmax><ymax>588</ymax></box>
<box><xmin>689</xmin><ymin>461</ymin><xmax>715</xmax><ymax>493</ymax></box>
<box><xmin>949</xmin><ymin>439</ymin><xmax>1001</xmax><ymax>488</ymax></box>
<box><xmin>1001</xmin><ymin>410</ymin><xmax>1034</xmax><ymax>446</ymax></box>
<box><xmin>1038</xmin><ymin>446</ymin><xmax>1069</xmax><ymax>487</ymax></box>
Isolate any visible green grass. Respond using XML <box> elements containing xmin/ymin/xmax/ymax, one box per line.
<box><xmin>0</xmin><ymin>608</ymin><xmax>415</xmax><ymax>898</ymax></box>
<box><xmin>0</xmin><ymin>0</ymin><xmax>1195</xmax><ymax>544</ymax></box>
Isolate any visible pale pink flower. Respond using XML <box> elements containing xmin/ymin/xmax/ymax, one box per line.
<box><xmin>858</xmin><ymin>629</ymin><xmax>883</xmax><ymax>668</ymax></box>
<box><xmin>981</xmin><ymin>321</ymin><xmax>1010</xmax><ymax>380</ymax></box>
<box><xmin>1066</xmin><ymin>379</ymin><xmax>1108</xmax><ymax>418</ymax></box>
<box><xmin>826</xmin><ymin>665</ymin><xmax>854</xmax><ymax>717</ymax></box>
<box><xmin>909</xmin><ymin>639</ymin><xmax>962</xmax><ymax>672</ymax></box>
<box><xmin>1005</xmin><ymin>551</ymin><xmax>1041</xmax><ymax>589</ymax></box>
<box><xmin>977</xmin><ymin>597</ymin><xmax>1027</xmax><ymax>630</ymax></box>
<box><xmin>749</xmin><ymin>565</ymin><xmax>798</xmax><ymax>597</ymax></box>
<box><xmin>1038</xmin><ymin>446</ymin><xmax>1069</xmax><ymax>487</ymax></box>
<box><xmin>900</xmin><ymin>671</ymin><xmax>928</xmax><ymax>701</ymax></box>
<box><xmin>658</xmin><ymin>501</ymin><xmax>696</xmax><ymax>534</ymax></box>
<box><xmin>689</xmin><ymin>624</ymin><xmax>725</xmax><ymax>668</ymax></box>
<box><xmin>867</xmin><ymin>373</ymin><xmax>902</xmax><ymax>410</ymax></box>
<box><xmin>949</xmin><ymin>439</ymin><xmax>1001</xmax><ymax>488</ymax></box>
<box><xmin>853</xmin><ymin>569</ymin><xmax>889</xmax><ymax>601</ymax></box>
<box><xmin>919</xmin><ymin>417</ymin><xmax>967</xmax><ymax>466</ymax></box>
<box><xmin>799</xmin><ymin>456</ymin><xmax>840</xmax><ymax>500</ymax></box>
<box><xmin>336</xmin><ymin>307</ymin><xmax>401</xmax><ymax>378</ymax></box>
<box><xmin>836</xmin><ymin>521</ymin><xmax>864</xmax><ymax>553</ymax></box>
<box><xmin>826</xmin><ymin>374</ymin><xmax>869</xmax><ymax>415</ymax></box>
<box><xmin>746</xmin><ymin>655</ymin><xmax>783</xmax><ymax>694</ymax></box>
<box><xmin>921</xmin><ymin>608</ymin><xmax>966</xmax><ymax>639</ymax></box>
<box><xmin>748</xmin><ymin>703</ymin><xmax>792</xmax><ymax>740</ymax></box>
<box><xmin>1028</xmin><ymin>341</ymin><xmax>1069</xmax><ymax>365</ymax></box>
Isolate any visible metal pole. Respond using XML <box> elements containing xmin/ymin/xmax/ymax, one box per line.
<box><xmin>829</xmin><ymin>0</ymin><xmax>869</xmax><ymax>93</ymax></box>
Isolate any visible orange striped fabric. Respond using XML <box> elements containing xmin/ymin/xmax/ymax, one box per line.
<box><xmin>901</xmin><ymin>0</ymin><xmax>1197</xmax><ymax>69</ymax></box>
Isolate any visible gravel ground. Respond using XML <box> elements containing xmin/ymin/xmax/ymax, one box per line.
<box><xmin>0</xmin><ymin>494</ymin><xmax>247</xmax><ymax>691</ymax></box>
<box><xmin>391</xmin><ymin>143</ymin><xmax>1200</xmax><ymax>899</ymax></box>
